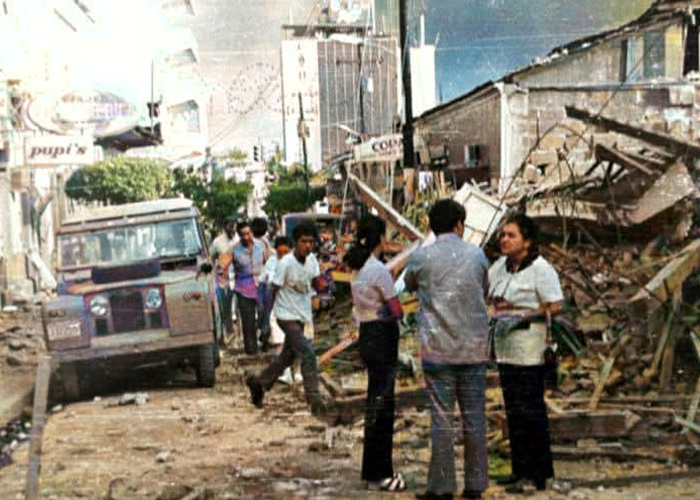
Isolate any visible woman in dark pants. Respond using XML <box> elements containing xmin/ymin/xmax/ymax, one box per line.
<box><xmin>488</xmin><ymin>214</ymin><xmax>563</xmax><ymax>494</ymax></box>
<box><xmin>344</xmin><ymin>214</ymin><xmax>405</xmax><ymax>492</ymax></box>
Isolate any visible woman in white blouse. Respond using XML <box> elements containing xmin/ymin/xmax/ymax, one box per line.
<box><xmin>488</xmin><ymin>213</ymin><xmax>563</xmax><ymax>494</ymax></box>
<box><xmin>344</xmin><ymin>214</ymin><xmax>406</xmax><ymax>492</ymax></box>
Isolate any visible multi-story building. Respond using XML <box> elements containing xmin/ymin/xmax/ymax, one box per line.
<box><xmin>281</xmin><ymin>24</ymin><xmax>400</xmax><ymax>172</ymax></box>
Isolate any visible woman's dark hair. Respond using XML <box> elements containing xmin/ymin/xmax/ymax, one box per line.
<box><xmin>429</xmin><ymin>199</ymin><xmax>466</xmax><ymax>235</ymax></box>
<box><xmin>502</xmin><ymin>212</ymin><xmax>539</xmax><ymax>248</ymax></box>
<box><xmin>251</xmin><ymin>217</ymin><xmax>268</xmax><ymax>238</ymax></box>
<box><xmin>292</xmin><ymin>221</ymin><xmax>318</xmax><ymax>242</ymax></box>
<box><xmin>343</xmin><ymin>214</ymin><xmax>386</xmax><ymax>270</ymax></box>
<box><xmin>273</xmin><ymin>235</ymin><xmax>292</xmax><ymax>249</ymax></box>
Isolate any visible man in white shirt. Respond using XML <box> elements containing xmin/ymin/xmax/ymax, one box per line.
<box><xmin>245</xmin><ymin>222</ymin><xmax>329</xmax><ymax>416</ymax></box>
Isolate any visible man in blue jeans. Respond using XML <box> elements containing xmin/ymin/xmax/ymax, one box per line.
<box><xmin>404</xmin><ymin>199</ymin><xmax>491</xmax><ymax>500</ymax></box>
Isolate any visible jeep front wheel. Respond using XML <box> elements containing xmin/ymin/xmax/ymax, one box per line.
<box><xmin>196</xmin><ymin>344</ymin><xmax>216</xmax><ymax>388</ymax></box>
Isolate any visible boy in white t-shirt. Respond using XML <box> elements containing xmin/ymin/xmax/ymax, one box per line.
<box><xmin>245</xmin><ymin>222</ymin><xmax>330</xmax><ymax>416</ymax></box>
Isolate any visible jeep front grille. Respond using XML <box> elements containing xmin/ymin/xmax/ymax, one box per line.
<box><xmin>110</xmin><ymin>292</ymin><xmax>146</xmax><ymax>333</ymax></box>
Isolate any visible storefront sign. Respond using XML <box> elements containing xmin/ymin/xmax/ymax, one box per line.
<box><xmin>27</xmin><ymin>89</ymin><xmax>140</xmax><ymax>138</ymax></box>
<box><xmin>24</xmin><ymin>136</ymin><xmax>95</xmax><ymax>166</ymax></box>
<box><xmin>353</xmin><ymin>133</ymin><xmax>403</xmax><ymax>163</ymax></box>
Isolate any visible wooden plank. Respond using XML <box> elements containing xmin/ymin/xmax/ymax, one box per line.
<box><xmin>660</xmin><ymin>321</ymin><xmax>681</xmax><ymax>391</ymax></box>
<box><xmin>643</xmin><ymin>292</ymin><xmax>681</xmax><ymax>384</ymax></box>
<box><xmin>348</xmin><ymin>173</ymin><xmax>424</xmax><ymax>242</ymax></box>
<box><xmin>318</xmin><ymin>334</ymin><xmax>358</xmax><ymax>366</ymax></box>
<box><xmin>589</xmin><ymin>357</ymin><xmax>615</xmax><ymax>411</ymax></box>
<box><xmin>551</xmin><ymin>444</ymin><xmax>672</xmax><ymax>463</ymax></box>
<box><xmin>594</xmin><ymin>142</ymin><xmax>655</xmax><ymax>176</ymax></box>
<box><xmin>25</xmin><ymin>356</ymin><xmax>52</xmax><ymax>500</ymax></box>
<box><xmin>565</xmin><ymin>467</ymin><xmax>700</xmax><ymax>490</ymax></box>
<box><xmin>630</xmin><ymin>238</ymin><xmax>700</xmax><ymax>311</ymax></box>
<box><xmin>676</xmin><ymin>417</ymin><xmax>700</xmax><ymax>435</ymax></box>
<box><xmin>589</xmin><ymin>334</ymin><xmax>630</xmax><ymax>411</ymax></box>
<box><xmin>548</xmin><ymin>410</ymin><xmax>642</xmax><ymax>440</ymax></box>
<box><xmin>566</xmin><ymin>105</ymin><xmax>700</xmax><ymax>157</ymax></box>
<box><xmin>686</xmin><ymin>375</ymin><xmax>700</xmax><ymax>424</ymax></box>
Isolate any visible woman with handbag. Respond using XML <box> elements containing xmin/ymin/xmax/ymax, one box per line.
<box><xmin>488</xmin><ymin>213</ymin><xmax>563</xmax><ymax>494</ymax></box>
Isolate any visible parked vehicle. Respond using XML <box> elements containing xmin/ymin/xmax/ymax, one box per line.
<box><xmin>43</xmin><ymin>198</ymin><xmax>222</xmax><ymax>400</ymax></box>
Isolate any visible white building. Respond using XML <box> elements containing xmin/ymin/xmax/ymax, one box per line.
<box><xmin>0</xmin><ymin>0</ymin><xmax>204</xmax><ymax>304</ymax></box>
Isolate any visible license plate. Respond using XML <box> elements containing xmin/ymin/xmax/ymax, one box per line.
<box><xmin>47</xmin><ymin>320</ymin><xmax>82</xmax><ymax>340</ymax></box>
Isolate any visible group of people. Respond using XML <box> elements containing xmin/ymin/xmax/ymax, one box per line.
<box><xmin>213</xmin><ymin>200</ymin><xmax>564</xmax><ymax>499</ymax></box>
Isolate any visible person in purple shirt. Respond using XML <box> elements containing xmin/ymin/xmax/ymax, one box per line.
<box><xmin>231</xmin><ymin>220</ymin><xmax>265</xmax><ymax>354</ymax></box>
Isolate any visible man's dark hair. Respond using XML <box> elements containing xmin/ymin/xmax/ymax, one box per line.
<box><xmin>273</xmin><ymin>235</ymin><xmax>292</xmax><ymax>249</ymax></box>
<box><xmin>292</xmin><ymin>221</ymin><xmax>318</xmax><ymax>242</ymax></box>
<box><xmin>251</xmin><ymin>217</ymin><xmax>268</xmax><ymax>238</ymax></box>
<box><xmin>429</xmin><ymin>199</ymin><xmax>466</xmax><ymax>235</ymax></box>
<box><xmin>236</xmin><ymin>219</ymin><xmax>251</xmax><ymax>236</ymax></box>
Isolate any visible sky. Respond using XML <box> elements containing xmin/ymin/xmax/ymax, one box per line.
<box><xmin>421</xmin><ymin>0</ymin><xmax>654</xmax><ymax>101</ymax></box>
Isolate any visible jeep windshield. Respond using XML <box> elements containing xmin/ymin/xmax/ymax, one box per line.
<box><xmin>59</xmin><ymin>218</ymin><xmax>203</xmax><ymax>269</ymax></box>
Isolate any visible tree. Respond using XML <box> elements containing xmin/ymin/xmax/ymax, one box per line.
<box><xmin>264</xmin><ymin>183</ymin><xmax>326</xmax><ymax>219</ymax></box>
<box><xmin>171</xmin><ymin>167</ymin><xmax>252</xmax><ymax>231</ymax></box>
<box><xmin>225</xmin><ymin>148</ymin><xmax>247</xmax><ymax>165</ymax></box>
<box><xmin>65</xmin><ymin>156</ymin><xmax>172</xmax><ymax>204</ymax></box>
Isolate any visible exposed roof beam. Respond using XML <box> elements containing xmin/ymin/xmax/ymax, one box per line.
<box><xmin>566</xmin><ymin>106</ymin><xmax>700</xmax><ymax>157</ymax></box>
<box><xmin>594</xmin><ymin>143</ymin><xmax>656</xmax><ymax>176</ymax></box>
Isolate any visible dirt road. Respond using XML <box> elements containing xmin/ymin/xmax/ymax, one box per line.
<box><xmin>1</xmin><ymin>308</ymin><xmax>700</xmax><ymax>499</ymax></box>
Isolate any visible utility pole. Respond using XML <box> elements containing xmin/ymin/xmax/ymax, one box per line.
<box><xmin>399</xmin><ymin>0</ymin><xmax>415</xmax><ymax>199</ymax></box>
<box><xmin>298</xmin><ymin>93</ymin><xmax>310</xmax><ymax>204</ymax></box>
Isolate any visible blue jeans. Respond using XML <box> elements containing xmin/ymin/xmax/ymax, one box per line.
<box><xmin>422</xmin><ymin>363</ymin><xmax>488</xmax><ymax>494</ymax></box>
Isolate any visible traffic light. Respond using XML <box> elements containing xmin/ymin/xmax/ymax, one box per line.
<box><xmin>253</xmin><ymin>145</ymin><xmax>259</xmax><ymax>162</ymax></box>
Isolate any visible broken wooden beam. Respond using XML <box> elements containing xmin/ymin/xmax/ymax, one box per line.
<box><xmin>25</xmin><ymin>356</ymin><xmax>52</xmax><ymax>500</ymax></box>
<box><xmin>564</xmin><ymin>467</ymin><xmax>700</xmax><ymax>490</ymax></box>
<box><xmin>631</xmin><ymin>238</ymin><xmax>700</xmax><ymax>313</ymax></box>
<box><xmin>566</xmin><ymin>106</ymin><xmax>700</xmax><ymax>157</ymax></box>
<box><xmin>547</xmin><ymin>410</ymin><xmax>642</xmax><ymax>440</ymax></box>
<box><xmin>594</xmin><ymin>143</ymin><xmax>655</xmax><ymax>176</ymax></box>
<box><xmin>347</xmin><ymin>173</ymin><xmax>424</xmax><ymax>242</ymax></box>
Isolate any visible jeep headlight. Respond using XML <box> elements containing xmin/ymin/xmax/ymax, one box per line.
<box><xmin>145</xmin><ymin>288</ymin><xmax>163</xmax><ymax>309</ymax></box>
<box><xmin>90</xmin><ymin>295</ymin><xmax>109</xmax><ymax>316</ymax></box>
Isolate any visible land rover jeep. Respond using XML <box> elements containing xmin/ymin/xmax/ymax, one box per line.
<box><xmin>43</xmin><ymin>198</ymin><xmax>222</xmax><ymax>400</ymax></box>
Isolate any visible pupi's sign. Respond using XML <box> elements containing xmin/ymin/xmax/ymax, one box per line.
<box><xmin>27</xmin><ymin>89</ymin><xmax>140</xmax><ymax>138</ymax></box>
<box><xmin>24</xmin><ymin>136</ymin><xmax>95</xmax><ymax>166</ymax></box>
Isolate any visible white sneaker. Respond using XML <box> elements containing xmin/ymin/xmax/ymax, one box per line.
<box><xmin>278</xmin><ymin>368</ymin><xmax>294</xmax><ymax>385</ymax></box>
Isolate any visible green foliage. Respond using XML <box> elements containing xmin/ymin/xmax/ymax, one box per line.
<box><xmin>225</xmin><ymin>148</ymin><xmax>247</xmax><ymax>164</ymax></box>
<box><xmin>171</xmin><ymin>167</ymin><xmax>252</xmax><ymax>231</ymax></box>
<box><xmin>65</xmin><ymin>156</ymin><xmax>172</xmax><ymax>205</ymax></box>
<box><xmin>264</xmin><ymin>182</ymin><xmax>325</xmax><ymax>219</ymax></box>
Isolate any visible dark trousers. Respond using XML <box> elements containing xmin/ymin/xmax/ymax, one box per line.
<box><xmin>358</xmin><ymin>320</ymin><xmax>399</xmax><ymax>481</ymax></box>
<box><xmin>498</xmin><ymin>363</ymin><xmax>554</xmax><ymax>485</ymax></box>
<box><xmin>259</xmin><ymin>319</ymin><xmax>321</xmax><ymax>404</ymax></box>
<box><xmin>257</xmin><ymin>283</ymin><xmax>272</xmax><ymax>346</ymax></box>
<box><xmin>236</xmin><ymin>292</ymin><xmax>258</xmax><ymax>354</ymax></box>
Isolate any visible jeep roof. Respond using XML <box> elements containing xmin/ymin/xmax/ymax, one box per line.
<box><xmin>59</xmin><ymin>198</ymin><xmax>197</xmax><ymax>235</ymax></box>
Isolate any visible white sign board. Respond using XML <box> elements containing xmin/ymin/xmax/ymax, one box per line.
<box><xmin>24</xmin><ymin>136</ymin><xmax>95</xmax><ymax>166</ymax></box>
<box><xmin>353</xmin><ymin>133</ymin><xmax>403</xmax><ymax>163</ymax></box>
<box><xmin>27</xmin><ymin>89</ymin><xmax>140</xmax><ymax>138</ymax></box>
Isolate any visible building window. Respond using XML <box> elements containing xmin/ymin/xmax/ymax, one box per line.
<box><xmin>168</xmin><ymin>100</ymin><xmax>200</xmax><ymax>133</ymax></box>
<box><xmin>643</xmin><ymin>29</ymin><xmax>665</xmax><ymax>78</ymax></box>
